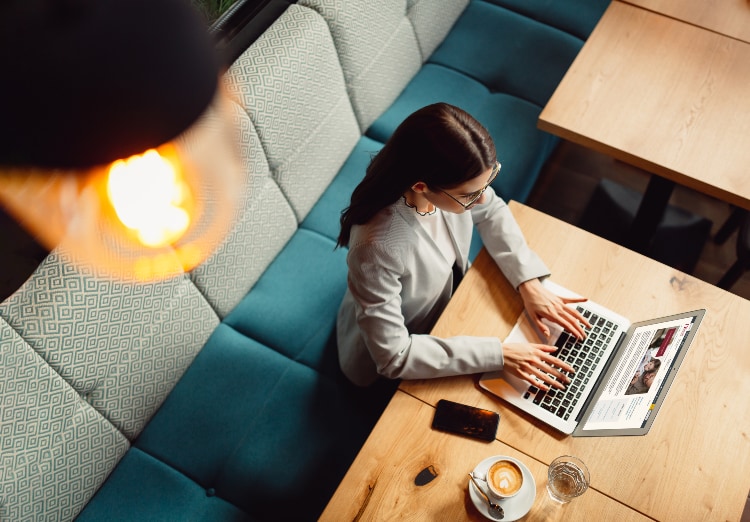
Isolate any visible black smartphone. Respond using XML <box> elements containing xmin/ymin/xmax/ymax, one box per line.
<box><xmin>431</xmin><ymin>399</ymin><xmax>500</xmax><ymax>442</ymax></box>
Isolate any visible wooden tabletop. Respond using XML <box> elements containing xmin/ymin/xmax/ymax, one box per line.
<box><xmin>320</xmin><ymin>391</ymin><xmax>651</xmax><ymax>521</ymax></box>
<box><xmin>404</xmin><ymin>202</ymin><xmax>750</xmax><ymax>521</ymax></box>
<box><xmin>322</xmin><ymin>202</ymin><xmax>750</xmax><ymax>521</ymax></box>
<box><xmin>538</xmin><ymin>1</ymin><xmax>750</xmax><ymax>211</ymax></box>
<box><xmin>623</xmin><ymin>0</ymin><xmax>750</xmax><ymax>44</ymax></box>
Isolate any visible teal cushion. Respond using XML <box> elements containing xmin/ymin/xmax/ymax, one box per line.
<box><xmin>429</xmin><ymin>0</ymin><xmax>583</xmax><ymax>108</ymax></box>
<box><xmin>366</xmin><ymin>64</ymin><xmax>558</xmax><ymax>202</ymax></box>
<box><xmin>485</xmin><ymin>0</ymin><xmax>610</xmax><ymax>40</ymax></box>
<box><xmin>135</xmin><ymin>325</ymin><xmax>393</xmax><ymax>521</ymax></box>
<box><xmin>301</xmin><ymin>136</ymin><xmax>383</xmax><ymax>241</ymax></box>
<box><xmin>223</xmin><ymin>229</ymin><xmax>347</xmax><ymax>376</ymax></box>
<box><xmin>76</xmin><ymin>448</ymin><xmax>252</xmax><ymax>522</ymax></box>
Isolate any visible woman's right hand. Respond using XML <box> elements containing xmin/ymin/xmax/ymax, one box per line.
<box><xmin>502</xmin><ymin>342</ymin><xmax>575</xmax><ymax>391</ymax></box>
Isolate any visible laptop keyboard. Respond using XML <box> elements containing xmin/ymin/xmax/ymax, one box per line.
<box><xmin>522</xmin><ymin>306</ymin><xmax>617</xmax><ymax>421</ymax></box>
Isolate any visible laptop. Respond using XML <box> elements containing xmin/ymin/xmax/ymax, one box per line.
<box><xmin>478</xmin><ymin>281</ymin><xmax>705</xmax><ymax>437</ymax></box>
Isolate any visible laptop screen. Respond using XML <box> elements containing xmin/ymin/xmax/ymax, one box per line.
<box><xmin>576</xmin><ymin>310</ymin><xmax>704</xmax><ymax>436</ymax></box>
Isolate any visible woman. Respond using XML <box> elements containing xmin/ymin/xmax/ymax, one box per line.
<box><xmin>336</xmin><ymin>103</ymin><xmax>590</xmax><ymax>388</ymax></box>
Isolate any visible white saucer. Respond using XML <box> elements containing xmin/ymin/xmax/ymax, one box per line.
<box><xmin>468</xmin><ymin>455</ymin><xmax>536</xmax><ymax>521</ymax></box>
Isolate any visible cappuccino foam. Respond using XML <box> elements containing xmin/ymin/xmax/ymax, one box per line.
<box><xmin>487</xmin><ymin>460</ymin><xmax>523</xmax><ymax>497</ymax></box>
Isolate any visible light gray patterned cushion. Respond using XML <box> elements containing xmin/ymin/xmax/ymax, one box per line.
<box><xmin>224</xmin><ymin>4</ymin><xmax>361</xmax><ymax>222</ymax></box>
<box><xmin>189</xmin><ymin>101</ymin><xmax>297</xmax><ymax>318</ymax></box>
<box><xmin>300</xmin><ymin>0</ymin><xmax>424</xmax><ymax>132</ymax></box>
<box><xmin>407</xmin><ymin>0</ymin><xmax>469</xmax><ymax>60</ymax></box>
<box><xmin>0</xmin><ymin>317</ymin><xmax>129</xmax><ymax>521</ymax></box>
<box><xmin>0</xmin><ymin>250</ymin><xmax>218</xmax><ymax>440</ymax></box>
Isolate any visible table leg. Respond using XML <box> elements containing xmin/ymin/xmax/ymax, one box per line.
<box><xmin>626</xmin><ymin>176</ymin><xmax>675</xmax><ymax>253</ymax></box>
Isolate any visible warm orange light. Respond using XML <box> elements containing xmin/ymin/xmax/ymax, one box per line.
<box><xmin>0</xmin><ymin>87</ymin><xmax>244</xmax><ymax>281</ymax></box>
<box><xmin>107</xmin><ymin>147</ymin><xmax>192</xmax><ymax>248</ymax></box>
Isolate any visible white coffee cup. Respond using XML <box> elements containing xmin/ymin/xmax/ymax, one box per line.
<box><xmin>486</xmin><ymin>458</ymin><xmax>524</xmax><ymax>500</ymax></box>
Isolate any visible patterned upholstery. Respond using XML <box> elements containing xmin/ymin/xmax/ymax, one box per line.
<box><xmin>189</xmin><ymin>101</ymin><xmax>297</xmax><ymax>318</ymax></box>
<box><xmin>0</xmin><ymin>317</ymin><xmax>130</xmax><ymax>522</ymax></box>
<box><xmin>0</xmin><ymin>249</ymin><xmax>219</xmax><ymax>440</ymax></box>
<box><xmin>224</xmin><ymin>4</ymin><xmax>361</xmax><ymax>222</ymax></box>
<box><xmin>299</xmin><ymin>0</ymin><xmax>424</xmax><ymax>132</ymax></box>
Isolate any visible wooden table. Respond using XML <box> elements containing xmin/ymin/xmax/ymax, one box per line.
<box><xmin>320</xmin><ymin>390</ymin><xmax>651</xmax><ymax>521</ymax></box>
<box><xmin>538</xmin><ymin>1</ymin><xmax>750</xmax><ymax>253</ymax></box>
<box><xmin>623</xmin><ymin>0</ymin><xmax>750</xmax><ymax>44</ymax></box>
<box><xmin>321</xmin><ymin>202</ymin><xmax>750</xmax><ymax>521</ymax></box>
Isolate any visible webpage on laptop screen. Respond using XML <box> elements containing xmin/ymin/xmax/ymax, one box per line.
<box><xmin>581</xmin><ymin>316</ymin><xmax>697</xmax><ymax>432</ymax></box>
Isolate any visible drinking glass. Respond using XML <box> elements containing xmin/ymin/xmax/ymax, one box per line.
<box><xmin>547</xmin><ymin>455</ymin><xmax>590</xmax><ymax>503</ymax></box>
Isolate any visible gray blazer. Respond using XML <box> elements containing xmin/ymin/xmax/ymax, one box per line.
<box><xmin>337</xmin><ymin>188</ymin><xmax>550</xmax><ymax>386</ymax></box>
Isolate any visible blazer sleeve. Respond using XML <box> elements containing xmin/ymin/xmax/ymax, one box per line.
<box><xmin>471</xmin><ymin>188</ymin><xmax>550</xmax><ymax>289</ymax></box>
<box><xmin>346</xmin><ymin>240</ymin><xmax>505</xmax><ymax>381</ymax></box>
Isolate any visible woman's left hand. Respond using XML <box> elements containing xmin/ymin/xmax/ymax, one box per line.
<box><xmin>518</xmin><ymin>279</ymin><xmax>591</xmax><ymax>340</ymax></box>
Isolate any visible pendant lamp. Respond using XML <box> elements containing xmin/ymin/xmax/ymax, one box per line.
<box><xmin>0</xmin><ymin>0</ymin><xmax>244</xmax><ymax>281</ymax></box>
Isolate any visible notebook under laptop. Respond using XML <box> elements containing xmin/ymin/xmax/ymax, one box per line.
<box><xmin>478</xmin><ymin>281</ymin><xmax>705</xmax><ymax>437</ymax></box>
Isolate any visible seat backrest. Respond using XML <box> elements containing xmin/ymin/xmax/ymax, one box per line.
<box><xmin>0</xmin><ymin>250</ymin><xmax>219</xmax><ymax>441</ymax></box>
<box><xmin>224</xmin><ymin>3</ymin><xmax>361</xmax><ymax>223</ymax></box>
<box><xmin>299</xmin><ymin>0</ymin><xmax>469</xmax><ymax>131</ymax></box>
<box><xmin>188</xmin><ymin>100</ymin><xmax>297</xmax><ymax>318</ymax></box>
<box><xmin>0</xmin><ymin>317</ymin><xmax>131</xmax><ymax>521</ymax></box>
<box><xmin>195</xmin><ymin>3</ymin><xmax>362</xmax><ymax>316</ymax></box>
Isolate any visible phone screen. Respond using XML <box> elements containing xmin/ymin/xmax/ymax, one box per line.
<box><xmin>431</xmin><ymin>399</ymin><xmax>500</xmax><ymax>442</ymax></box>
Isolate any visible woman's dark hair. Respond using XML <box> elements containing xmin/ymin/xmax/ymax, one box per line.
<box><xmin>337</xmin><ymin>103</ymin><xmax>497</xmax><ymax>247</ymax></box>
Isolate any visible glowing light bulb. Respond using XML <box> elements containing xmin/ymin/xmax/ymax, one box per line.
<box><xmin>0</xmin><ymin>88</ymin><xmax>243</xmax><ymax>281</ymax></box>
<box><xmin>106</xmin><ymin>147</ymin><xmax>193</xmax><ymax>248</ymax></box>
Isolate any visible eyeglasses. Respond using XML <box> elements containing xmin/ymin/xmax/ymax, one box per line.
<box><xmin>434</xmin><ymin>162</ymin><xmax>501</xmax><ymax>209</ymax></box>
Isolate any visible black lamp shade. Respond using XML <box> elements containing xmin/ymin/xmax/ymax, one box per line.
<box><xmin>0</xmin><ymin>0</ymin><xmax>220</xmax><ymax>169</ymax></box>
